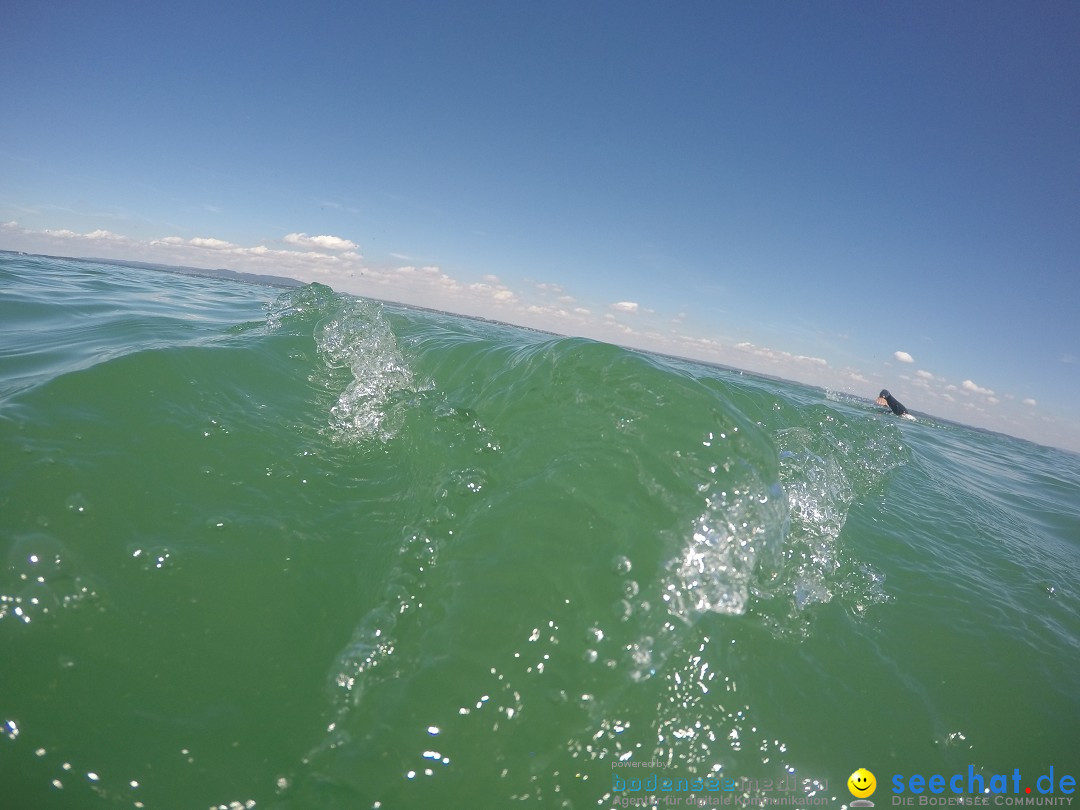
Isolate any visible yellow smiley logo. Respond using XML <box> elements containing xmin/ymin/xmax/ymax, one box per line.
<box><xmin>848</xmin><ymin>768</ymin><xmax>877</xmax><ymax>798</ymax></box>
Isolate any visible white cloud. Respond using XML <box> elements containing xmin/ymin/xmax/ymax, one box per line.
<box><xmin>84</xmin><ymin>229</ymin><xmax>130</xmax><ymax>242</ymax></box>
<box><xmin>612</xmin><ymin>301</ymin><xmax>639</xmax><ymax>313</ymax></box>
<box><xmin>735</xmin><ymin>341</ymin><xmax>828</xmax><ymax>367</ymax></box>
<box><xmin>915</xmin><ymin>369</ymin><xmax>935</xmax><ymax>379</ymax></box>
<box><xmin>467</xmin><ymin>279</ymin><xmax>516</xmax><ymax>305</ymax></box>
<box><xmin>395</xmin><ymin>265</ymin><xmax>441</xmax><ymax>276</ymax></box>
<box><xmin>189</xmin><ymin>237</ymin><xmax>238</xmax><ymax>250</ymax></box>
<box><xmin>680</xmin><ymin>335</ymin><xmax>723</xmax><ymax>352</ymax></box>
<box><xmin>961</xmin><ymin>379</ymin><xmax>995</xmax><ymax>397</ymax></box>
<box><xmin>1022</xmin><ymin>398</ymin><xmax>1037</xmax><ymax>407</ymax></box>
<box><xmin>283</xmin><ymin>232</ymin><xmax>358</xmax><ymax>252</ymax></box>
<box><xmin>5</xmin><ymin>223</ymin><xmax>131</xmax><ymax>244</ymax></box>
<box><xmin>894</xmin><ymin>351</ymin><xmax>914</xmax><ymax>363</ymax></box>
<box><xmin>523</xmin><ymin>303</ymin><xmax>595</xmax><ymax>324</ymax></box>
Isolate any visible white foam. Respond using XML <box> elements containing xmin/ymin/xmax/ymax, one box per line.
<box><xmin>316</xmin><ymin>299</ymin><xmax>416</xmax><ymax>444</ymax></box>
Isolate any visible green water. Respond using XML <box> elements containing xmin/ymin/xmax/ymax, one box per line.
<box><xmin>1</xmin><ymin>254</ymin><xmax>1077</xmax><ymax>809</ymax></box>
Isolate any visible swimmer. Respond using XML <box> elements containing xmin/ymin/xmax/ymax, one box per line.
<box><xmin>876</xmin><ymin>389</ymin><xmax>914</xmax><ymax>419</ymax></box>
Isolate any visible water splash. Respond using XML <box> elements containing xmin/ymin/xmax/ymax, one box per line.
<box><xmin>663</xmin><ymin>478</ymin><xmax>787</xmax><ymax>621</ymax></box>
<box><xmin>318</xmin><ymin>302</ymin><xmax>415</xmax><ymax>444</ymax></box>
<box><xmin>755</xmin><ymin>415</ymin><xmax>903</xmax><ymax>630</ymax></box>
<box><xmin>267</xmin><ymin>285</ymin><xmax>417</xmax><ymax>444</ymax></box>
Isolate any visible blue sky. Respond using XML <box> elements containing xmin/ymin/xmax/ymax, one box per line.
<box><xmin>3</xmin><ymin>1</ymin><xmax>1079</xmax><ymax>451</ymax></box>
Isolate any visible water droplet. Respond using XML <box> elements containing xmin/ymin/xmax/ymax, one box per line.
<box><xmin>65</xmin><ymin>493</ymin><xmax>90</xmax><ymax>514</ymax></box>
